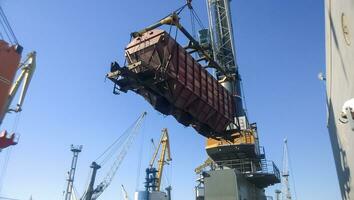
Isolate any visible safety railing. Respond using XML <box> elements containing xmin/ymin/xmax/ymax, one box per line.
<box><xmin>214</xmin><ymin>158</ymin><xmax>280</xmax><ymax>181</ymax></box>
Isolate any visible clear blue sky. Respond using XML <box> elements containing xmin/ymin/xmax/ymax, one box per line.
<box><xmin>0</xmin><ymin>0</ymin><xmax>340</xmax><ymax>200</ymax></box>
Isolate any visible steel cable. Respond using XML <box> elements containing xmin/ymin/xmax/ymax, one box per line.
<box><xmin>0</xmin><ymin>6</ymin><xmax>18</xmax><ymax>44</ymax></box>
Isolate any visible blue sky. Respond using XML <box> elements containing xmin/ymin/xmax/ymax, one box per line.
<box><xmin>0</xmin><ymin>0</ymin><xmax>340</xmax><ymax>200</ymax></box>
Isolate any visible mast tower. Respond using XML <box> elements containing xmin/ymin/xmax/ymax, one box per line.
<box><xmin>65</xmin><ymin>145</ymin><xmax>82</xmax><ymax>200</ymax></box>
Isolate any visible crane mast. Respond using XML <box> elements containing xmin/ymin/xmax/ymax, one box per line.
<box><xmin>282</xmin><ymin>139</ymin><xmax>292</xmax><ymax>200</ymax></box>
<box><xmin>147</xmin><ymin>128</ymin><xmax>172</xmax><ymax>192</ymax></box>
<box><xmin>65</xmin><ymin>145</ymin><xmax>82</xmax><ymax>200</ymax></box>
<box><xmin>206</xmin><ymin>0</ymin><xmax>245</xmax><ymax>124</ymax></box>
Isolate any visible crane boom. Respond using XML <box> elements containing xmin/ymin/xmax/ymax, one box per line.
<box><xmin>81</xmin><ymin>112</ymin><xmax>147</xmax><ymax>200</ymax></box>
<box><xmin>206</xmin><ymin>0</ymin><xmax>245</xmax><ymax>123</ymax></box>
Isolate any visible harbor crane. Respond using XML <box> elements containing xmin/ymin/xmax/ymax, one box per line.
<box><xmin>107</xmin><ymin>0</ymin><xmax>280</xmax><ymax>198</ymax></box>
<box><xmin>80</xmin><ymin>112</ymin><xmax>146</xmax><ymax>200</ymax></box>
<box><xmin>0</xmin><ymin>51</ymin><xmax>36</xmax><ymax>149</ymax></box>
<box><xmin>145</xmin><ymin>128</ymin><xmax>172</xmax><ymax>192</ymax></box>
<box><xmin>2</xmin><ymin>52</ymin><xmax>36</xmax><ymax>118</ymax></box>
<box><xmin>282</xmin><ymin>139</ymin><xmax>292</xmax><ymax>200</ymax></box>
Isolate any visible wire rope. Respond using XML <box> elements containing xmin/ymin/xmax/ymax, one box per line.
<box><xmin>0</xmin><ymin>6</ymin><xmax>18</xmax><ymax>44</ymax></box>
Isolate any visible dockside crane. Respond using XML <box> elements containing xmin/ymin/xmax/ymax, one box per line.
<box><xmin>145</xmin><ymin>128</ymin><xmax>172</xmax><ymax>192</ymax></box>
<box><xmin>0</xmin><ymin>51</ymin><xmax>36</xmax><ymax>149</ymax></box>
<box><xmin>0</xmin><ymin>5</ymin><xmax>36</xmax><ymax>131</ymax></box>
<box><xmin>282</xmin><ymin>139</ymin><xmax>292</xmax><ymax>200</ymax></box>
<box><xmin>3</xmin><ymin>51</ymin><xmax>36</xmax><ymax>118</ymax></box>
<box><xmin>107</xmin><ymin>1</ymin><xmax>280</xmax><ymax>198</ymax></box>
<box><xmin>64</xmin><ymin>145</ymin><xmax>82</xmax><ymax>200</ymax></box>
<box><xmin>81</xmin><ymin>112</ymin><xmax>146</xmax><ymax>200</ymax></box>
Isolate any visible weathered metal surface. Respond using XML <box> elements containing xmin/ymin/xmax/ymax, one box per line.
<box><xmin>204</xmin><ymin>169</ymin><xmax>268</xmax><ymax>200</ymax></box>
<box><xmin>0</xmin><ymin>130</ymin><xmax>16</xmax><ymax>149</ymax></box>
<box><xmin>0</xmin><ymin>40</ymin><xmax>21</xmax><ymax>124</ymax></box>
<box><xmin>206</xmin><ymin>129</ymin><xmax>262</xmax><ymax>161</ymax></box>
<box><xmin>325</xmin><ymin>0</ymin><xmax>354</xmax><ymax>199</ymax></box>
<box><xmin>110</xmin><ymin>29</ymin><xmax>235</xmax><ymax>137</ymax></box>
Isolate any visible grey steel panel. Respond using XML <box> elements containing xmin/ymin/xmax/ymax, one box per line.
<box><xmin>325</xmin><ymin>0</ymin><xmax>354</xmax><ymax>199</ymax></box>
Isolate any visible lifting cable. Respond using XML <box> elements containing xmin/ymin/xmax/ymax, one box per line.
<box><xmin>134</xmin><ymin>119</ymin><xmax>146</xmax><ymax>191</ymax></box>
<box><xmin>94</xmin><ymin>114</ymin><xmax>143</xmax><ymax>166</ymax></box>
<box><xmin>0</xmin><ymin>17</ymin><xmax>11</xmax><ymax>43</ymax></box>
<box><xmin>84</xmin><ymin>112</ymin><xmax>146</xmax><ymax>198</ymax></box>
<box><xmin>0</xmin><ymin>6</ymin><xmax>18</xmax><ymax>44</ymax></box>
<box><xmin>0</xmin><ymin>147</ymin><xmax>12</xmax><ymax>194</ymax></box>
<box><xmin>0</xmin><ymin>112</ymin><xmax>22</xmax><ymax>194</ymax></box>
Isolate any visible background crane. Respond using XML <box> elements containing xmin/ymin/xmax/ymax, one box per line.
<box><xmin>146</xmin><ymin>128</ymin><xmax>172</xmax><ymax>192</ymax></box>
<box><xmin>80</xmin><ymin>112</ymin><xmax>146</xmax><ymax>200</ymax></box>
<box><xmin>282</xmin><ymin>139</ymin><xmax>292</xmax><ymax>200</ymax></box>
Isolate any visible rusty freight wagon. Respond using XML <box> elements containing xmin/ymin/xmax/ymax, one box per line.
<box><xmin>108</xmin><ymin>29</ymin><xmax>235</xmax><ymax>138</ymax></box>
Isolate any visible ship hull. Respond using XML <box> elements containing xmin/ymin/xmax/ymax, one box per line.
<box><xmin>0</xmin><ymin>40</ymin><xmax>21</xmax><ymax>124</ymax></box>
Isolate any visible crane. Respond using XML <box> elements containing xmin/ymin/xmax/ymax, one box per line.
<box><xmin>205</xmin><ymin>0</ymin><xmax>245</xmax><ymax>122</ymax></box>
<box><xmin>0</xmin><ymin>51</ymin><xmax>36</xmax><ymax>126</ymax></box>
<box><xmin>81</xmin><ymin>112</ymin><xmax>146</xmax><ymax>200</ymax></box>
<box><xmin>282</xmin><ymin>139</ymin><xmax>292</xmax><ymax>200</ymax></box>
<box><xmin>107</xmin><ymin>1</ymin><xmax>280</xmax><ymax>197</ymax></box>
<box><xmin>146</xmin><ymin>128</ymin><xmax>172</xmax><ymax>192</ymax></box>
<box><xmin>64</xmin><ymin>145</ymin><xmax>82</xmax><ymax>200</ymax></box>
<box><xmin>107</xmin><ymin>0</ymin><xmax>249</xmax><ymax>137</ymax></box>
<box><xmin>0</xmin><ymin>51</ymin><xmax>36</xmax><ymax>149</ymax></box>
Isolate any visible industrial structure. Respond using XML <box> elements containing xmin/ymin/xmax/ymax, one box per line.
<box><xmin>64</xmin><ymin>145</ymin><xmax>83</xmax><ymax>200</ymax></box>
<box><xmin>0</xmin><ymin>0</ymin><xmax>353</xmax><ymax>200</ymax></box>
<box><xmin>0</xmin><ymin>5</ymin><xmax>36</xmax><ymax>150</ymax></box>
<box><xmin>325</xmin><ymin>0</ymin><xmax>354</xmax><ymax>199</ymax></box>
<box><xmin>108</xmin><ymin>0</ymin><xmax>280</xmax><ymax>199</ymax></box>
<box><xmin>62</xmin><ymin>113</ymin><xmax>146</xmax><ymax>200</ymax></box>
<box><xmin>135</xmin><ymin>128</ymin><xmax>172</xmax><ymax>200</ymax></box>
<box><xmin>81</xmin><ymin>112</ymin><xmax>146</xmax><ymax>200</ymax></box>
<box><xmin>281</xmin><ymin>139</ymin><xmax>292</xmax><ymax>200</ymax></box>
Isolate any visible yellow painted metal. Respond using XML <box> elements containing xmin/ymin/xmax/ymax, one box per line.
<box><xmin>195</xmin><ymin>157</ymin><xmax>214</xmax><ymax>174</ymax></box>
<box><xmin>206</xmin><ymin>129</ymin><xmax>256</xmax><ymax>149</ymax></box>
<box><xmin>7</xmin><ymin>51</ymin><xmax>36</xmax><ymax>113</ymax></box>
<box><xmin>149</xmin><ymin>128</ymin><xmax>172</xmax><ymax>191</ymax></box>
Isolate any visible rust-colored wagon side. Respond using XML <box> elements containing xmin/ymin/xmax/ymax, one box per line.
<box><xmin>111</xmin><ymin>29</ymin><xmax>235</xmax><ymax>137</ymax></box>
